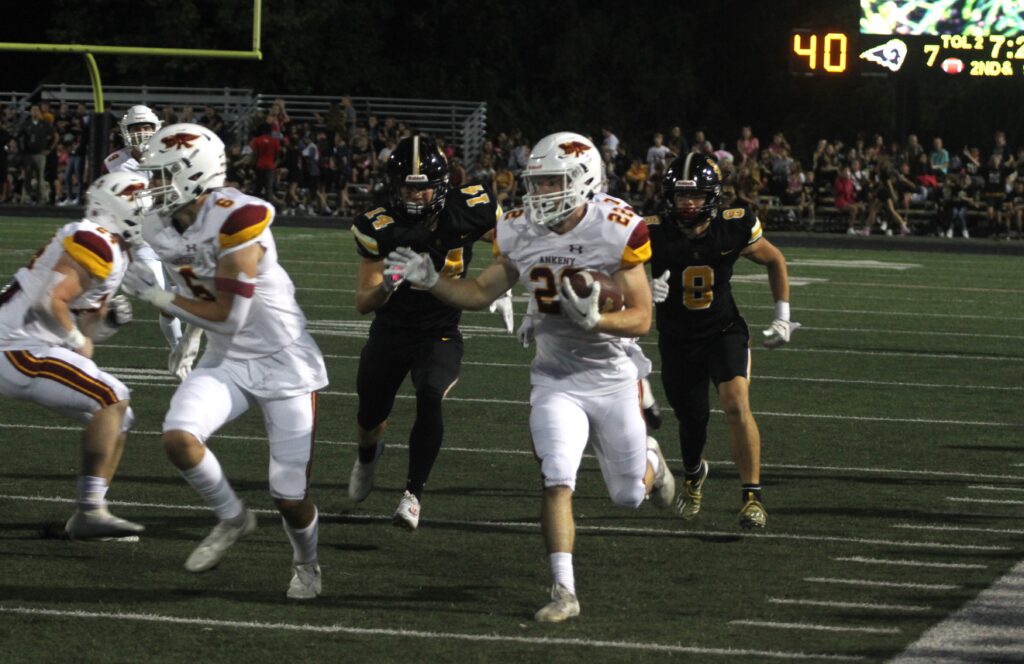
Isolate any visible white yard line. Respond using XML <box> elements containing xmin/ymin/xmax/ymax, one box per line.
<box><xmin>730</xmin><ymin>620</ymin><xmax>900</xmax><ymax>634</ymax></box>
<box><xmin>946</xmin><ymin>496</ymin><xmax>1024</xmax><ymax>505</ymax></box>
<box><xmin>767</xmin><ymin>598</ymin><xmax>931</xmax><ymax>613</ymax></box>
<box><xmin>967</xmin><ymin>484</ymin><xmax>1024</xmax><ymax>492</ymax></box>
<box><xmin>889</xmin><ymin>559</ymin><xmax>1024</xmax><ymax>664</ymax></box>
<box><xmin>90</xmin><ymin>350</ymin><xmax>1024</xmax><ymax>392</ymax></box>
<box><xmin>805</xmin><ymin>577</ymin><xmax>958</xmax><ymax>591</ymax></box>
<box><xmin>831</xmin><ymin>556</ymin><xmax>986</xmax><ymax>570</ymax></box>
<box><xmin>0</xmin><ymin>493</ymin><xmax>1009</xmax><ymax>552</ymax></box>
<box><xmin>0</xmin><ymin>606</ymin><xmax>864</xmax><ymax>661</ymax></box>
<box><xmin>892</xmin><ymin>523</ymin><xmax>1024</xmax><ymax>535</ymax></box>
<box><xmin>3</xmin><ymin>421</ymin><xmax>1023</xmax><ymax>482</ymax></box>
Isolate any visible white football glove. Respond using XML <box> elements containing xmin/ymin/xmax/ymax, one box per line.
<box><xmin>651</xmin><ymin>269</ymin><xmax>670</xmax><ymax>304</ymax></box>
<box><xmin>516</xmin><ymin>314</ymin><xmax>536</xmax><ymax>348</ymax></box>
<box><xmin>383</xmin><ymin>247</ymin><xmax>438</xmax><ymax>288</ymax></box>
<box><xmin>559</xmin><ymin>276</ymin><xmax>601</xmax><ymax>331</ymax></box>
<box><xmin>85</xmin><ymin>294</ymin><xmax>132</xmax><ymax>343</ymax></box>
<box><xmin>105</xmin><ymin>294</ymin><xmax>133</xmax><ymax>327</ymax></box>
<box><xmin>762</xmin><ymin>301</ymin><xmax>801</xmax><ymax>349</ymax></box>
<box><xmin>168</xmin><ymin>323</ymin><xmax>203</xmax><ymax>381</ymax></box>
<box><xmin>122</xmin><ymin>262</ymin><xmax>174</xmax><ymax>309</ymax></box>
<box><xmin>489</xmin><ymin>289</ymin><xmax>514</xmax><ymax>333</ymax></box>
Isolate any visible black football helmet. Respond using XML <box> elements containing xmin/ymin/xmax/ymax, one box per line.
<box><xmin>662</xmin><ymin>153</ymin><xmax>723</xmax><ymax>227</ymax></box>
<box><xmin>387</xmin><ymin>135</ymin><xmax>450</xmax><ymax>222</ymax></box>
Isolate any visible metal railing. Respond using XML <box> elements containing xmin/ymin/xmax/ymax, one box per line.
<box><xmin>1</xmin><ymin>85</ymin><xmax>489</xmax><ymax>163</ymax></box>
<box><xmin>255</xmin><ymin>94</ymin><xmax>488</xmax><ymax>165</ymax></box>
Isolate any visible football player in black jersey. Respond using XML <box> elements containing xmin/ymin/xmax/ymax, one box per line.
<box><xmin>348</xmin><ymin>135</ymin><xmax>501</xmax><ymax>529</ymax></box>
<box><xmin>647</xmin><ymin>153</ymin><xmax>799</xmax><ymax>529</ymax></box>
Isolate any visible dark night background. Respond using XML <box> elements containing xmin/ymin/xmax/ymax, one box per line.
<box><xmin>5</xmin><ymin>0</ymin><xmax>1024</xmax><ymax>157</ymax></box>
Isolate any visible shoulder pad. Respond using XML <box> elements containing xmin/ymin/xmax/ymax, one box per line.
<box><xmin>621</xmin><ymin>218</ymin><xmax>652</xmax><ymax>266</ymax></box>
<box><xmin>63</xmin><ymin>229</ymin><xmax>115</xmax><ymax>279</ymax></box>
<box><xmin>501</xmin><ymin>207</ymin><xmax>526</xmax><ymax>222</ymax></box>
<box><xmin>219</xmin><ymin>204</ymin><xmax>272</xmax><ymax>249</ymax></box>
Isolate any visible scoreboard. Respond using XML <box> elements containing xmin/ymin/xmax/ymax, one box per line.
<box><xmin>790</xmin><ymin>30</ymin><xmax>1024</xmax><ymax>78</ymax></box>
<box><xmin>791</xmin><ymin>1</ymin><xmax>1024</xmax><ymax>78</ymax></box>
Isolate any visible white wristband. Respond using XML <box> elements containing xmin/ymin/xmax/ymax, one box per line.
<box><xmin>63</xmin><ymin>327</ymin><xmax>87</xmax><ymax>350</ymax></box>
<box><xmin>774</xmin><ymin>300</ymin><xmax>790</xmax><ymax>322</ymax></box>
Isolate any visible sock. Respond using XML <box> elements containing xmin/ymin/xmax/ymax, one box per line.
<box><xmin>160</xmin><ymin>315</ymin><xmax>183</xmax><ymax>348</ymax></box>
<box><xmin>282</xmin><ymin>508</ymin><xmax>319</xmax><ymax>565</ymax></box>
<box><xmin>684</xmin><ymin>461</ymin><xmax>704</xmax><ymax>479</ymax></box>
<box><xmin>358</xmin><ymin>442</ymin><xmax>380</xmax><ymax>464</ymax></box>
<box><xmin>641</xmin><ymin>378</ymin><xmax>656</xmax><ymax>409</ymax></box>
<box><xmin>550</xmin><ymin>552</ymin><xmax>575</xmax><ymax>595</ymax></box>
<box><xmin>77</xmin><ymin>475</ymin><xmax>108</xmax><ymax>510</ymax></box>
<box><xmin>742</xmin><ymin>484</ymin><xmax>763</xmax><ymax>504</ymax></box>
<box><xmin>646</xmin><ymin>448</ymin><xmax>660</xmax><ymax>476</ymax></box>
<box><xmin>180</xmin><ymin>448</ymin><xmax>244</xmax><ymax>521</ymax></box>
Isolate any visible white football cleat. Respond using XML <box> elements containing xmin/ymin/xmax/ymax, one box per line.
<box><xmin>65</xmin><ymin>507</ymin><xmax>145</xmax><ymax>541</ymax></box>
<box><xmin>184</xmin><ymin>508</ymin><xmax>257</xmax><ymax>572</ymax></box>
<box><xmin>646</xmin><ymin>436</ymin><xmax>676</xmax><ymax>509</ymax></box>
<box><xmin>348</xmin><ymin>442</ymin><xmax>384</xmax><ymax>503</ymax></box>
<box><xmin>393</xmin><ymin>490</ymin><xmax>420</xmax><ymax>530</ymax></box>
<box><xmin>287</xmin><ymin>562</ymin><xmax>322</xmax><ymax>599</ymax></box>
<box><xmin>534</xmin><ymin>583</ymin><xmax>580</xmax><ymax>623</ymax></box>
<box><xmin>168</xmin><ymin>324</ymin><xmax>203</xmax><ymax>381</ymax></box>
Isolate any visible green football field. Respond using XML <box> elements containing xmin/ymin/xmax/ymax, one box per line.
<box><xmin>0</xmin><ymin>215</ymin><xmax>1021</xmax><ymax>662</ymax></box>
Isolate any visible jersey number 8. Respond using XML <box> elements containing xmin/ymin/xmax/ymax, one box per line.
<box><xmin>682</xmin><ymin>265</ymin><xmax>714</xmax><ymax>310</ymax></box>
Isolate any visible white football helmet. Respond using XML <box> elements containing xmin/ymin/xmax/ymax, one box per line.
<box><xmin>522</xmin><ymin>132</ymin><xmax>604</xmax><ymax>228</ymax></box>
<box><xmin>138</xmin><ymin>123</ymin><xmax>226</xmax><ymax>217</ymax></box>
<box><xmin>120</xmin><ymin>105</ymin><xmax>162</xmax><ymax>150</ymax></box>
<box><xmin>84</xmin><ymin>172</ymin><xmax>152</xmax><ymax>246</ymax></box>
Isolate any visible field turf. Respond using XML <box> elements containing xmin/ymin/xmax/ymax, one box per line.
<box><xmin>0</xmin><ymin>216</ymin><xmax>1021</xmax><ymax>662</ymax></box>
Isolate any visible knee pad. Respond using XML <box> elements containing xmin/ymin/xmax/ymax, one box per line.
<box><xmin>120</xmin><ymin>406</ymin><xmax>135</xmax><ymax>433</ymax></box>
<box><xmin>268</xmin><ymin>433</ymin><xmax>311</xmax><ymax>501</ymax></box>
<box><xmin>609</xmin><ymin>481</ymin><xmax>646</xmax><ymax>509</ymax></box>
<box><xmin>540</xmin><ymin>456</ymin><xmax>578</xmax><ymax>493</ymax></box>
<box><xmin>415</xmin><ymin>387</ymin><xmax>445</xmax><ymax>413</ymax></box>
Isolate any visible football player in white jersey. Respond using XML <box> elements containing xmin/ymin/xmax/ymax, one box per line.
<box><xmin>384</xmin><ymin>132</ymin><xmax>675</xmax><ymax>623</ymax></box>
<box><xmin>0</xmin><ymin>172</ymin><xmax>147</xmax><ymax>540</ymax></box>
<box><xmin>105</xmin><ymin>104</ymin><xmax>202</xmax><ymax>381</ymax></box>
<box><xmin>121</xmin><ymin>123</ymin><xmax>329</xmax><ymax>599</ymax></box>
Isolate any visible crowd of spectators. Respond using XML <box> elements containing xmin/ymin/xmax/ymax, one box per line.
<box><xmin>2</xmin><ymin>97</ymin><xmax>1022</xmax><ymax>240</ymax></box>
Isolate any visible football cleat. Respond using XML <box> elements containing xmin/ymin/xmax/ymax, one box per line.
<box><xmin>646</xmin><ymin>436</ymin><xmax>675</xmax><ymax>508</ymax></box>
<box><xmin>643</xmin><ymin>400</ymin><xmax>663</xmax><ymax>430</ymax></box>
<box><xmin>65</xmin><ymin>507</ymin><xmax>145</xmax><ymax>541</ymax></box>
<box><xmin>185</xmin><ymin>508</ymin><xmax>257</xmax><ymax>572</ymax></box>
<box><xmin>675</xmin><ymin>459</ymin><xmax>708</xmax><ymax>520</ymax></box>
<box><xmin>348</xmin><ymin>441</ymin><xmax>384</xmax><ymax>503</ymax></box>
<box><xmin>739</xmin><ymin>497</ymin><xmax>767</xmax><ymax>529</ymax></box>
<box><xmin>393</xmin><ymin>490</ymin><xmax>421</xmax><ymax>530</ymax></box>
<box><xmin>535</xmin><ymin>583</ymin><xmax>580</xmax><ymax>623</ymax></box>
<box><xmin>287</xmin><ymin>562</ymin><xmax>322</xmax><ymax>600</ymax></box>
<box><xmin>640</xmin><ymin>377</ymin><xmax>662</xmax><ymax>430</ymax></box>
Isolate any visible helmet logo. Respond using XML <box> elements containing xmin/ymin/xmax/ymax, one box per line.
<box><xmin>117</xmin><ymin>182</ymin><xmax>145</xmax><ymax>198</ymax></box>
<box><xmin>558</xmin><ymin>141</ymin><xmax>592</xmax><ymax>157</ymax></box>
<box><xmin>161</xmin><ymin>133</ymin><xmax>201</xmax><ymax>150</ymax></box>
<box><xmin>706</xmin><ymin>159</ymin><xmax>722</xmax><ymax>179</ymax></box>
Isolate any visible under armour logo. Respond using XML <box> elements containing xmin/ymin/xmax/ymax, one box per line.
<box><xmin>186</xmin><ymin>244</ymin><xmax>198</xmax><ymax>253</ymax></box>
<box><xmin>568</xmin><ymin>244</ymin><xmax>584</xmax><ymax>254</ymax></box>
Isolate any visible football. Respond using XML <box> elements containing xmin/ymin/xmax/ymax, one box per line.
<box><xmin>567</xmin><ymin>270</ymin><xmax>624</xmax><ymax>313</ymax></box>
<box><xmin>941</xmin><ymin>57</ymin><xmax>964</xmax><ymax>75</ymax></box>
